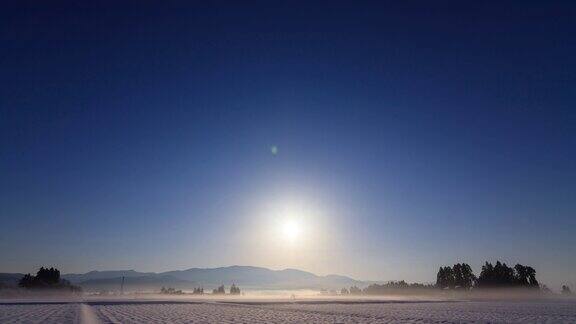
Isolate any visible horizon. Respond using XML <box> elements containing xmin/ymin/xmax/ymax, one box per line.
<box><xmin>4</xmin><ymin>264</ymin><xmax>370</xmax><ymax>281</ymax></box>
<box><xmin>2</xmin><ymin>262</ymin><xmax>567</xmax><ymax>289</ymax></box>
<box><xmin>1</xmin><ymin>1</ymin><xmax>575</xmax><ymax>293</ymax></box>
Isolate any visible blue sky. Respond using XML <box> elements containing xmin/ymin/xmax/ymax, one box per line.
<box><xmin>1</xmin><ymin>1</ymin><xmax>575</xmax><ymax>288</ymax></box>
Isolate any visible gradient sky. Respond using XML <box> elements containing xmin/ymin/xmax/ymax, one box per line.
<box><xmin>1</xmin><ymin>1</ymin><xmax>575</xmax><ymax>289</ymax></box>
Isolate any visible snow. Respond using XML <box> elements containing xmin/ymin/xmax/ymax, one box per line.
<box><xmin>1</xmin><ymin>298</ymin><xmax>575</xmax><ymax>323</ymax></box>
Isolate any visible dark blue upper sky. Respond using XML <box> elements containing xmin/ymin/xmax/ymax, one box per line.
<box><xmin>1</xmin><ymin>1</ymin><xmax>575</xmax><ymax>288</ymax></box>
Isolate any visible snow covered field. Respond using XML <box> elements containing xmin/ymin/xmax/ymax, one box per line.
<box><xmin>1</xmin><ymin>299</ymin><xmax>575</xmax><ymax>323</ymax></box>
<box><xmin>0</xmin><ymin>303</ymin><xmax>80</xmax><ymax>323</ymax></box>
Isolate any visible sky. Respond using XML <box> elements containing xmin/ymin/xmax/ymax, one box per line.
<box><xmin>1</xmin><ymin>1</ymin><xmax>575</xmax><ymax>289</ymax></box>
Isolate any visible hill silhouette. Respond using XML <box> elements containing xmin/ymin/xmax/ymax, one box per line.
<box><xmin>57</xmin><ymin>265</ymin><xmax>363</xmax><ymax>291</ymax></box>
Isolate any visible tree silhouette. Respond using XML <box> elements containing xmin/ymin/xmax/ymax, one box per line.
<box><xmin>363</xmin><ymin>281</ymin><xmax>435</xmax><ymax>294</ymax></box>
<box><xmin>229</xmin><ymin>283</ymin><xmax>241</xmax><ymax>295</ymax></box>
<box><xmin>18</xmin><ymin>274</ymin><xmax>35</xmax><ymax>289</ymax></box>
<box><xmin>525</xmin><ymin>265</ymin><xmax>538</xmax><ymax>288</ymax></box>
<box><xmin>476</xmin><ymin>261</ymin><xmax>539</xmax><ymax>288</ymax></box>
<box><xmin>212</xmin><ymin>285</ymin><xmax>225</xmax><ymax>295</ymax></box>
<box><xmin>454</xmin><ymin>263</ymin><xmax>475</xmax><ymax>289</ymax></box>
<box><xmin>436</xmin><ymin>266</ymin><xmax>456</xmax><ymax>289</ymax></box>
<box><xmin>36</xmin><ymin>267</ymin><xmax>60</xmax><ymax>284</ymax></box>
<box><xmin>18</xmin><ymin>267</ymin><xmax>80</xmax><ymax>292</ymax></box>
<box><xmin>160</xmin><ymin>287</ymin><xmax>183</xmax><ymax>295</ymax></box>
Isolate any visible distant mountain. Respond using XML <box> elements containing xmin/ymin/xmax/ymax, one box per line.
<box><xmin>62</xmin><ymin>270</ymin><xmax>154</xmax><ymax>283</ymax></box>
<box><xmin>0</xmin><ymin>273</ymin><xmax>24</xmax><ymax>287</ymax></box>
<box><xmin>59</xmin><ymin>266</ymin><xmax>364</xmax><ymax>292</ymax></box>
<box><xmin>163</xmin><ymin>266</ymin><xmax>317</xmax><ymax>288</ymax></box>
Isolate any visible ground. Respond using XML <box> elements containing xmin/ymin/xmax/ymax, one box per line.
<box><xmin>1</xmin><ymin>298</ymin><xmax>575</xmax><ymax>323</ymax></box>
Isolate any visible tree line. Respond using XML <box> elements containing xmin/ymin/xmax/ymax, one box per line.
<box><xmin>340</xmin><ymin>261</ymin><xmax>574</xmax><ymax>295</ymax></box>
<box><xmin>340</xmin><ymin>281</ymin><xmax>436</xmax><ymax>296</ymax></box>
<box><xmin>161</xmin><ymin>284</ymin><xmax>240</xmax><ymax>295</ymax></box>
<box><xmin>437</xmin><ymin>261</ymin><xmax>539</xmax><ymax>289</ymax></box>
<box><xmin>210</xmin><ymin>284</ymin><xmax>241</xmax><ymax>295</ymax></box>
<box><xmin>160</xmin><ymin>287</ymin><xmax>184</xmax><ymax>295</ymax></box>
<box><xmin>436</xmin><ymin>263</ymin><xmax>475</xmax><ymax>289</ymax></box>
<box><xmin>18</xmin><ymin>267</ymin><xmax>81</xmax><ymax>292</ymax></box>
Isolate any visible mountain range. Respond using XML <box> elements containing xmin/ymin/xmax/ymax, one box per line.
<box><xmin>0</xmin><ymin>266</ymin><xmax>365</xmax><ymax>292</ymax></box>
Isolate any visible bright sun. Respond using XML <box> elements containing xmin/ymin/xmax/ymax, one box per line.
<box><xmin>282</xmin><ymin>220</ymin><xmax>301</xmax><ymax>242</ymax></box>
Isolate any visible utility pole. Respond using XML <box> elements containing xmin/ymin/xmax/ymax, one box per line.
<box><xmin>120</xmin><ymin>276</ymin><xmax>125</xmax><ymax>295</ymax></box>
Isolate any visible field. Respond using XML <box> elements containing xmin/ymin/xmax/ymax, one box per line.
<box><xmin>1</xmin><ymin>297</ymin><xmax>576</xmax><ymax>323</ymax></box>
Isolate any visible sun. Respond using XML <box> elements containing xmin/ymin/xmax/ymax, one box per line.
<box><xmin>281</xmin><ymin>220</ymin><xmax>301</xmax><ymax>242</ymax></box>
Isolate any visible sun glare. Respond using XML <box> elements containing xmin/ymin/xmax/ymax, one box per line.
<box><xmin>282</xmin><ymin>220</ymin><xmax>301</xmax><ymax>242</ymax></box>
<box><xmin>257</xmin><ymin>198</ymin><xmax>327</xmax><ymax>251</ymax></box>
